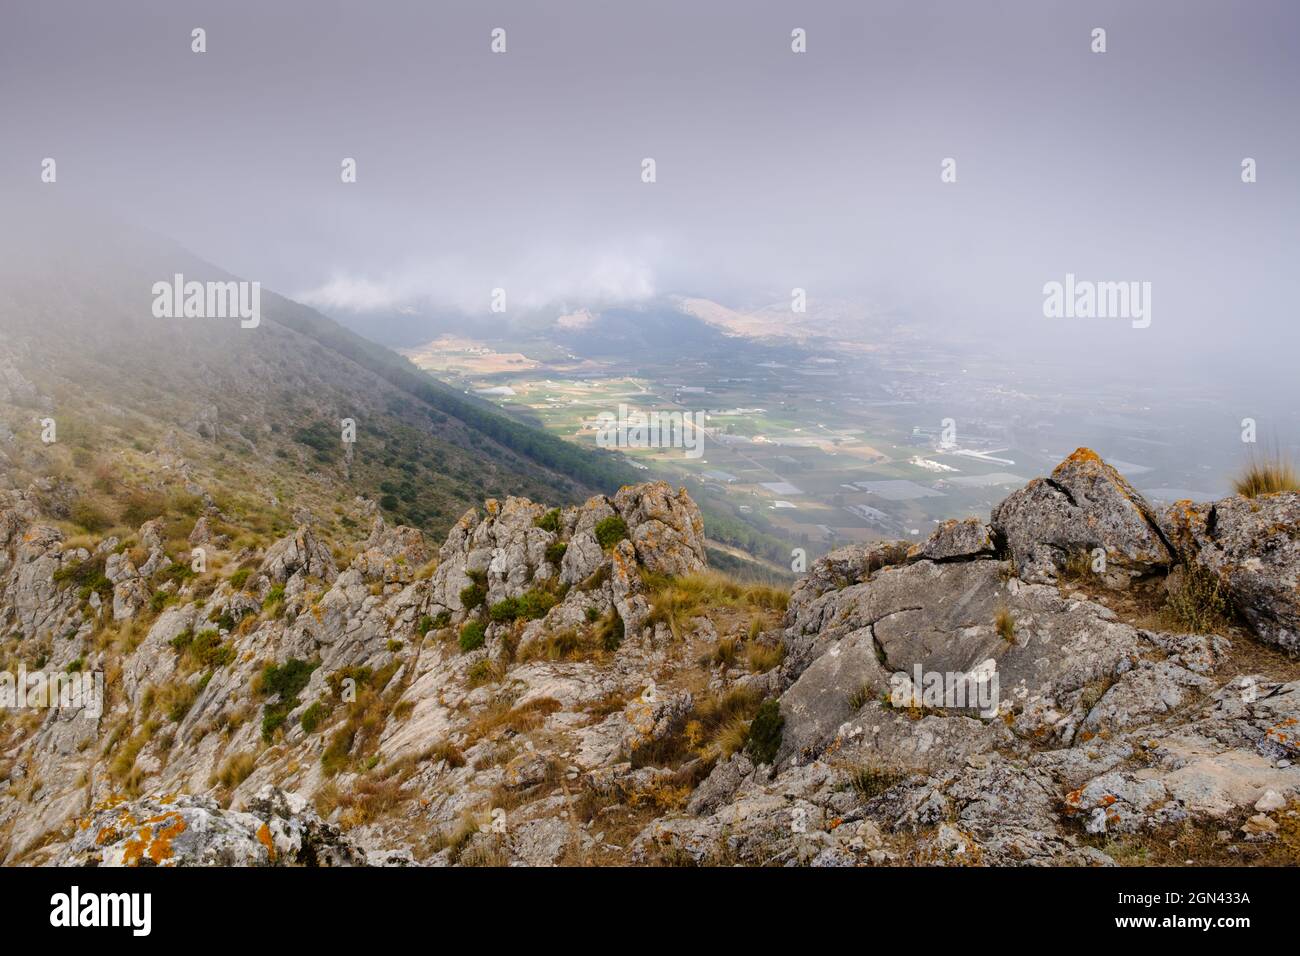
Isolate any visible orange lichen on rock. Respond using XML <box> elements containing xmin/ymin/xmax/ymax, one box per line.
<box><xmin>1062</xmin><ymin>447</ymin><xmax>1103</xmax><ymax>467</ymax></box>
<box><xmin>257</xmin><ymin>821</ymin><xmax>276</xmax><ymax>861</ymax></box>
<box><xmin>147</xmin><ymin>813</ymin><xmax>186</xmax><ymax>864</ymax></box>
<box><xmin>122</xmin><ymin>826</ymin><xmax>152</xmax><ymax>865</ymax></box>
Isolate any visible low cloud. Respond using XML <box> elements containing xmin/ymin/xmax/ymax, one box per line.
<box><xmin>297</xmin><ymin>244</ymin><xmax>659</xmax><ymax>316</ymax></box>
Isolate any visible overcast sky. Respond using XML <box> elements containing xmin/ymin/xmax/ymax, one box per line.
<box><xmin>1</xmin><ymin>0</ymin><xmax>1297</xmax><ymax>378</ymax></box>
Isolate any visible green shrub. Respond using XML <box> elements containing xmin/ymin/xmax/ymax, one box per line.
<box><xmin>745</xmin><ymin>698</ymin><xmax>784</xmax><ymax>766</ymax></box>
<box><xmin>260</xmin><ymin>658</ymin><xmax>318</xmax><ymax>741</ymax></box>
<box><xmin>229</xmin><ymin>567</ymin><xmax>253</xmax><ymax>590</ymax></box>
<box><xmin>594</xmin><ymin>515</ymin><xmax>629</xmax><ymax>549</ymax></box>
<box><xmin>545</xmin><ymin>540</ymin><xmax>567</xmax><ymax>565</ymax></box>
<box><xmin>489</xmin><ymin>597</ymin><xmax>521</xmax><ymax>622</ymax></box>
<box><xmin>460</xmin><ymin>582</ymin><xmax>486</xmax><ymax>610</ymax></box>
<box><xmin>262</xmin><ymin>658</ymin><xmax>316</xmax><ymax>701</ymax></box>
<box><xmin>321</xmin><ymin>725</ymin><xmax>356</xmax><ymax>776</ymax></box>
<box><xmin>54</xmin><ymin>555</ymin><xmax>112</xmax><ymax>602</ymax></box>
<box><xmin>263</xmin><ymin>584</ymin><xmax>286</xmax><ymax>614</ymax></box>
<box><xmin>518</xmin><ymin>588</ymin><xmax>558</xmax><ymax>620</ymax></box>
<box><xmin>208</xmin><ymin>608</ymin><xmax>238</xmax><ymax>631</ymax></box>
<box><xmin>488</xmin><ymin>588</ymin><xmax>558</xmax><ymax>623</ymax></box>
<box><xmin>458</xmin><ymin>620</ymin><xmax>486</xmax><ymax>652</ymax></box>
<box><xmin>300</xmin><ymin>701</ymin><xmax>328</xmax><ymax>734</ymax></box>
<box><xmin>534</xmin><ymin>509</ymin><xmax>562</xmax><ymax>533</ymax></box>
<box><xmin>168</xmin><ymin>683</ymin><xmax>200</xmax><ymax>722</ymax></box>
<box><xmin>417</xmin><ymin>614</ymin><xmax>435</xmax><ymax>636</ymax></box>
<box><xmin>154</xmin><ymin>562</ymin><xmax>195</xmax><ymax>588</ymax></box>
<box><xmin>171</xmin><ymin>628</ymin><xmax>234</xmax><ymax>669</ymax></box>
<box><xmin>466</xmin><ymin>658</ymin><xmax>495</xmax><ymax>687</ymax></box>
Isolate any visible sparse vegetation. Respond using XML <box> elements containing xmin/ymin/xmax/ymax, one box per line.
<box><xmin>995</xmin><ymin>605</ymin><xmax>1016</xmax><ymax>643</ymax></box>
<box><xmin>300</xmin><ymin>700</ymin><xmax>329</xmax><ymax>733</ymax></box>
<box><xmin>458</xmin><ymin>619</ymin><xmax>486</xmax><ymax>652</ymax></box>
<box><xmin>744</xmin><ymin>697</ymin><xmax>784</xmax><ymax>765</ymax></box>
<box><xmin>170</xmin><ymin>628</ymin><xmax>235</xmax><ymax>671</ymax></box>
<box><xmin>594</xmin><ymin>515</ymin><xmax>629</xmax><ymax>549</ymax></box>
<box><xmin>746</xmin><ymin>641</ymin><xmax>784</xmax><ymax>674</ymax></box>
<box><xmin>847</xmin><ymin>682</ymin><xmax>875</xmax><ymax>711</ymax></box>
<box><xmin>1163</xmin><ymin>564</ymin><xmax>1231</xmax><ymax>634</ymax></box>
<box><xmin>847</xmin><ymin>765</ymin><xmax>904</xmax><ymax>800</ymax></box>
<box><xmin>644</xmin><ymin>570</ymin><xmax>787</xmax><ymax>641</ymax></box>
<box><xmin>212</xmin><ymin>751</ymin><xmax>256</xmax><ymax>790</ymax></box>
<box><xmin>460</xmin><ymin>581</ymin><xmax>486</xmax><ymax>611</ymax></box>
<box><xmin>259</xmin><ymin>658</ymin><xmax>318</xmax><ymax>741</ymax></box>
<box><xmin>1234</xmin><ymin>450</ymin><xmax>1299</xmax><ymax>498</ymax></box>
<box><xmin>534</xmin><ymin>508</ymin><xmax>562</xmax><ymax>533</ymax></box>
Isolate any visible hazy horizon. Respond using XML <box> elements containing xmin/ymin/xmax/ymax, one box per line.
<box><xmin>2</xmin><ymin>0</ymin><xmax>1297</xmax><ymax>385</ymax></box>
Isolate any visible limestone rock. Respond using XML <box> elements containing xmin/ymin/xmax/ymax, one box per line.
<box><xmin>260</xmin><ymin>525</ymin><xmax>338</xmax><ymax>585</ymax></box>
<box><xmin>52</xmin><ymin>786</ymin><xmax>371</xmax><ymax>866</ymax></box>
<box><xmin>1163</xmin><ymin>492</ymin><xmax>1300</xmax><ymax>652</ymax></box>
<box><xmin>991</xmin><ymin>447</ymin><xmax>1174</xmax><ymax>587</ymax></box>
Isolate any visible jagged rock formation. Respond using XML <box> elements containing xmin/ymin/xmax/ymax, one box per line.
<box><xmin>1162</xmin><ymin>493</ymin><xmax>1300</xmax><ymax>652</ymax></box>
<box><xmin>640</xmin><ymin>451</ymin><xmax>1300</xmax><ymax>866</ymax></box>
<box><xmin>991</xmin><ymin>448</ymin><xmax>1175</xmax><ymax>587</ymax></box>
<box><xmin>2</xmin><ymin>452</ymin><xmax>1298</xmax><ymax>867</ymax></box>
<box><xmin>54</xmin><ymin>786</ymin><xmax>383</xmax><ymax>866</ymax></box>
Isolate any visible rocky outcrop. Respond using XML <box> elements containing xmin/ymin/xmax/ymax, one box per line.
<box><xmin>612</xmin><ymin>481</ymin><xmax>707</xmax><ymax>576</ymax></box>
<box><xmin>909</xmin><ymin>518</ymin><xmax>996</xmax><ymax>562</ymax></box>
<box><xmin>52</xmin><ymin>786</ymin><xmax>378</xmax><ymax>866</ymax></box>
<box><xmin>991</xmin><ymin>448</ymin><xmax>1174</xmax><ymax>587</ymax></box>
<box><xmin>774</xmin><ymin>557</ymin><xmax>1225</xmax><ymax>769</ymax></box>
<box><xmin>260</xmin><ymin>525</ymin><xmax>338</xmax><ymax>586</ymax></box>
<box><xmin>6</xmin><ymin>451</ymin><xmax>1300</xmax><ymax>869</ymax></box>
<box><xmin>1163</xmin><ymin>492</ymin><xmax>1300</xmax><ymax>652</ymax></box>
<box><xmin>631</xmin><ymin>450</ymin><xmax>1299</xmax><ymax>867</ymax></box>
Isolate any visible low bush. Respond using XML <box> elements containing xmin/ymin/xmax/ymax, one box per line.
<box><xmin>745</xmin><ymin>698</ymin><xmax>784</xmax><ymax>766</ymax></box>
<box><xmin>594</xmin><ymin>515</ymin><xmax>629</xmax><ymax>549</ymax></box>
<box><xmin>459</xmin><ymin>619</ymin><xmax>486</xmax><ymax>652</ymax></box>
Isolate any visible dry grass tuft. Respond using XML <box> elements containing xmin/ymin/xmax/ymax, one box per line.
<box><xmin>1234</xmin><ymin>450</ymin><xmax>1299</xmax><ymax>498</ymax></box>
<box><xmin>995</xmin><ymin>605</ymin><xmax>1016</xmax><ymax>643</ymax></box>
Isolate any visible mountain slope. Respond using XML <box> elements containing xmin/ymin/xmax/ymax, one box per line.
<box><xmin>0</xmin><ymin>208</ymin><xmax>636</xmax><ymax>546</ymax></box>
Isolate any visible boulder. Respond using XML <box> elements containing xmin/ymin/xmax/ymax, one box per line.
<box><xmin>613</xmin><ymin>481</ymin><xmax>707</xmax><ymax>577</ymax></box>
<box><xmin>260</xmin><ymin>525</ymin><xmax>338</xmax><ymax>585</ymax></box>
<box><xmin>1163</xmin><ymin>492</ymin><xmax>1300</xmax><ymax>652</ymax></box>
<box><xmin>52</xmin><ymin>786</ymin><xmax>372</xmax><ymax>866</ymax></box>
<box><xmin>776</xmin><ymin>557</ymin><xmax>1207</xmax><ymax>767</ymax></box>
<box><xmin>909</xmin><ymin>518</ymin><xmax>996</xmax><ymax>562</ymax></box>
<box><xmin>991</xmin><ymin>448</ymin><xmax>1174</xmax><ymax>587</ymax></box>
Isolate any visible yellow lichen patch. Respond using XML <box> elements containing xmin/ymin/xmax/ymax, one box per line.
<box><xmin>96</xmin><ymin>825</ymin><xmax>119</xmax><ymax>845</ymax></box>
<box><xmin>1066</xmin><ymin>447</ymin><xmax>1103</xmax><ymax>465</ymax></box>
<box><xmin>122</xmin><ymin>826</ymin><xmax>151</xmax><ymax>865</ymax></box>
<box><xmin>147</xmin><ymin>813</ymin><xmax>186</xmax><ymax>864</ymax></box>
<box><xmin>90</xmin><ymin>793</ymin><xmax>128</xmax><ymax>814</ymax></box>
<box><xmin>257</xmin><ymin>821</ymin><xmax>276</xmax><ymax>861</ymax></box>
